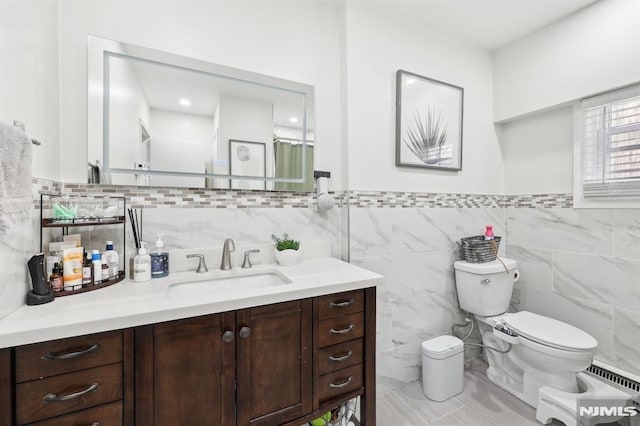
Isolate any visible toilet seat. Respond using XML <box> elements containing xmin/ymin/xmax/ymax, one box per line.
<box><xmin>504</xmin><ymin>311</ymin><xmax>597</xmax><ymax>352</ymax></box>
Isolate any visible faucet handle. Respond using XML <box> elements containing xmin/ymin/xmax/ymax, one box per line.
<box><xmin>186</xmin><ymin>254</ymin><xmax>208</xmax><ymax>273</ymax></box>
<box><xmin>241</xmin><ymin>249</ymin><xmax>260</xmax><ymax>269</ymax></box>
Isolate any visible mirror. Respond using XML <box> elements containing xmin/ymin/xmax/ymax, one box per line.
<box><xmin>88</xmin><ymin>36</ymin><xmax>314</xmax><ymax>191</ymax></box>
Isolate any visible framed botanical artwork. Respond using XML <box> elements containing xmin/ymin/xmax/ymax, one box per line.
<box><xmin>229</xmin><ymin>139</ymin><xmax>266</xmax><ymax>190</ymax></box>
<box><xmin>395</xmin><ymin>69</ymin><xmax>464</xmax><ymax>171</ymax></box>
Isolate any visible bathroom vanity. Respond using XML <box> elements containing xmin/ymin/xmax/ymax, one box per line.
<box><xmin>0</xmin><ymin>257</ymin><xmax>380</xmax><ymax>426</ymax></box>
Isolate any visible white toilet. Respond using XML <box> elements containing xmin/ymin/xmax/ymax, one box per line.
<box><xmin>454</xmin><ymin>258</ymin><xmax>598</xmax><ymax>408</ymax></box>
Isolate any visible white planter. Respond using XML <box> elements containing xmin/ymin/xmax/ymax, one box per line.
<box><xmin>274</xmin><ymin>248</ymin><xmax>300</xmax><ymax>266</ymax></box>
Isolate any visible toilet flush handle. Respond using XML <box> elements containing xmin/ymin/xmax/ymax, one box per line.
<box><xmin>513</xmin><ymin>269</ymin><xmax>520</xmax><ymax>283</ymax></box>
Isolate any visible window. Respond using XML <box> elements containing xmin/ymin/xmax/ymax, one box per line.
<box><xmin>575</xmin><ymin>85</ymin><xmax>640</xmax><ymax>207</ymax></box>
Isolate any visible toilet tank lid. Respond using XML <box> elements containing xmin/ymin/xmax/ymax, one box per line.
<box><xmin>422</xmin><ymin>335</ymin><xmax>464</xmax><ymax>359</ymax></box>
<box><xmin>454</xmin><ymin>258</ymin><xmax>517</xmax><ymax>274</ymax></box>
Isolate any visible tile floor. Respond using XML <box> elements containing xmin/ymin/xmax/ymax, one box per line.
<box><xmin>376</xmin><ymin>360</ymin><xmax>564</xmax><ymax>426</ymax></box>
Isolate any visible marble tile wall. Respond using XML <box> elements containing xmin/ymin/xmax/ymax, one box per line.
<box><xmin>348</xmin><ymin>190</ymin><xmax>640</xmax><ymax>395</ymax></box>
<box><xmin>0</xmin><ymin>213</ymin><xmax>33</xmax><ymax>318</ymax></box>
<box><xmin>507</xmin><ymin>206</ymin><xmax>640</xmax><ymax>378</ymax></box>
<box><xmin>348</xmin><ymin>197</ymin><xmax>506</xmax><ymax>397</ymax></box>
<box><xmin>25</xmin><ymin>179</ymin><xmax>640</xmax><ymax>388</ymax></box>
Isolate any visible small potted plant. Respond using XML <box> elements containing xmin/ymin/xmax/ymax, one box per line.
<box><xmin>272</xmin><ymin>233</ymin><xmax>301</xmax><ymax>266</ymax></box>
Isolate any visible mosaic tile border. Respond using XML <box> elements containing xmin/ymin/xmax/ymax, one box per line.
<box><xmin>32</xmin><ymin>179</ymin><xmax>574</xmax><ymax>209</ymax></box>
<box><xmin>348</xmin><ymin>190</ymin><xmax>574</xmax><ymax>208</ymax></box>
<box><xmin>32</xmin><ymin>178</ymin><xmax>345</xmax><ymax>209</ymax></box>
<box><xmin>348</xmin><ymin>191</ymin><xmax>503</xmax><ymax>208</ymax></box>
<box><xmin>503</xmin><ymin>193</ymin><xmax>573</xmax><ymax>208</ymax></box>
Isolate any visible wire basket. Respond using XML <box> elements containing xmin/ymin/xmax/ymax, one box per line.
<box><xmin>309</xmin><ymin>398</ymin><xmax>358</xmax><ymax>426</ymax></box>
<box><xmin>460</xmin><ymin>236</ymin><xmax>501</xmax><ymax>263</ymax></box>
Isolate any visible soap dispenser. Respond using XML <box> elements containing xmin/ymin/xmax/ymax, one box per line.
<box><xmin>133</xmin><ymin>242</ymin><xmax>152</xmax><ymax>283</ymax></box>
<box><xmin>150</xmin><ymin>233</ymin><xmax>169</xmax><ymax>278</ymax></box>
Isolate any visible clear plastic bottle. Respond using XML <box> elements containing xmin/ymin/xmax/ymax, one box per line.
<box><xmin>150</xmin><ymin>233</ymin><xmax>169</xmax><ymax>278</ymax></box>
<box><xmin>134</xmin><ymin>242</ymin><xmax>152</xmax><ymax>283</ymax></box>
<box><xmin>103</xmin><ymin>240</ymin><xmax>119</xmax><ymax>279</ymax></box>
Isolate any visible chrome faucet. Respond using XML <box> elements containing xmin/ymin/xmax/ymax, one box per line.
<box><xmin>220</xmin><ymin>238</ymin><xmax>236</xmax><ymax>270</ymax></box>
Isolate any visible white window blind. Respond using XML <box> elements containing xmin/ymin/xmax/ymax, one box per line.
<box><xmin>581</xmin><ymin>85</ymin><xmax>640</xmax><ymax>198</ymax></box>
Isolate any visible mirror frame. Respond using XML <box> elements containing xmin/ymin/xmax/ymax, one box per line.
<box><xmin>87</xmin><ymin>35</ymin><xmax>315</xmax><ymax>189</ymax></box>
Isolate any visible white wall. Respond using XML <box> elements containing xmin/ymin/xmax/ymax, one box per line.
<box><xmin>345</xmin><ymin>2</ymin><xmax>504</xmax><ymax>194</ymax></box>
<box><xmin>493</xmin><ymin>0</ymin><xmax>640</xmax><ymax>122</ymax></box>
<box><xmin>0</xmin><ymin>0</ymin><xmax>60</xmax><ymax>181</ymax></box>
<box><xmin>498</xmin><ymin>106</ymin><xmax>574</xmax><ymax>195</ymax></box>
<box><xmin>149</xmin><ymin>108</ymin><xmax>213</xmax><ymax>187</ymax></box>
<box><xmin>107</xmin><ymin>56</ymin><xmax>150</xmax><ymax>185</ymax></box>
<box><xmin>57</xmin><ymin>0</ymin><xmax>345</xmax><ymax>189</ymax></box>
<box><xmin>217</xmin><ymin>96</ymin><xmax>273</xmax><ymax>190</ymax></box>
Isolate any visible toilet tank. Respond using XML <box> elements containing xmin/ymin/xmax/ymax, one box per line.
<box><xmin>454</xmin><ymin>258</ymin><xmax>519</xmax><ymax>317</ymax></box>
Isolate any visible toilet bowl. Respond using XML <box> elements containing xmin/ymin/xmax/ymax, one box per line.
<box><xmin>454</xmin><ymin>259</ymin><xmax>598</xmax><ymax>408</ymax></box>
<box><xmin>475</xmin><ymin>311</ymin><xmax>597</xmax><ymax>406</ymax></box>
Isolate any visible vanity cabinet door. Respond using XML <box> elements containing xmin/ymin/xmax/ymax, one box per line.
<box><xmin>135</xmin><ymin>313</ymin><xmax>235</xmax><ymax>426</ymax></box>
<box><xmin>1</xmin><ymin>348</ymin><xmax>12</xmax><ymax>426</ymax></box>
<box><xmin>236</xmin><ymin>299</ymin><xmax>313</xmax><ymax>426</ymax></box>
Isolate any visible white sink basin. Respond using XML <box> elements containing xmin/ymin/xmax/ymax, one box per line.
<box><xmin>167</xmin><ymin>270</ymin><xmax>291</xmax><ymax>299</ymax></box>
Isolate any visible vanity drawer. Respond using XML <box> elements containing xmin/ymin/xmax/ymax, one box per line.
<box><xmin>317</xmin><ymin>312</ymin><xmax>364</xmax><ymax>348</ymax></box>
<box><xmin>317</xmin><ymin>364</ymin><xmax>363</xmax><ymax>403</ymax></box>
<box><xmin>16</xmin><ymin>331</ymin><xmax>123</xmax><ymax>383</ymax></box>
<box><xmin>25</xmin><ymin>401</ymin><xmax>122</xmax><ymax>426</ymax></box>
<box><xmin>316</xmin><ymin>290</ymin><xmax>364</xmax><ymax>320</ymax></box>
<box><xmin>16</xmin><ymin>363</ymin><xmax>123</xmax><ymax>425</ymax></box>
<box><xmin>318</xmin><ymin>339</ymin><xmax>364</xmax><ymax>375</ymax></box>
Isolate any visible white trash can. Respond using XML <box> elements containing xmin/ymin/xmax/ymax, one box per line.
<box><xmin>421</xmin><ymin>335</ymin><xmax>464</xmax><ymax>401</ymax></box>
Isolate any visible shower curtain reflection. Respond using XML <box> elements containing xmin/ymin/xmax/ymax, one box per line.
<box><xmin>274</xmin><ymin>139</ymin><xmax>314</xmax><ymax>191</ymax></box>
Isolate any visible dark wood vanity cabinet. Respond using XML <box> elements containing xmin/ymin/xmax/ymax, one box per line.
<box><xmin>4</xmin><ymin>287</ymin><xmax>376</xmax><ymax>426</ymax></box>
<box><xmin>134</xmin><ymin>300</ymin><xmax>313</xmax><ymax>426</ymax></box>
<box><xmin>2</xmin><ymin>329</ymin><xmax>134</xmax><ymax>426</ymax></box>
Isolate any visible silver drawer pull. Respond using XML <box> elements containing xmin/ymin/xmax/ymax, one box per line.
<box><xmin>330</xmin><ymin>324</ymin><xmax>354</xmax><ymax>335</ymax></box>
<box><xmin>44</xmin><ymin>382</ymin><xmax>100</xmax><ymax>402</ymax></box>
<box><xmin>329</xmin><ymin>350</ymin><xmax>353</xmax><ymax>362</ymax></box>
<box><xmin>91</xmin><ymin>423</ymin><xmax>101</xmax><ymax>426</ymax></box>
<box><xmin>329</xmin><ymin>376</ymin><xmax>353</xmax><ymax>389</ymax></box>
<box><xmin>43</xmin><ymin>343</ymin><xmax>101</xmax><ymax>360</ymax></box>
<box><xmin>330</xmin><ymin>298</ymin><xmax>354</xmax><ymax>308</ymax></box>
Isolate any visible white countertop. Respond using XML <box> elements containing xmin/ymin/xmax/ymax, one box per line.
<box><xmin>0</xmin><ymin>257</ymin><xmax>382</xmax><ymax>349</ymax></box>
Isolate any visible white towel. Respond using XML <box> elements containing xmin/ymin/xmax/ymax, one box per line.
<box><xmin>0</xmin><ymin>121</ymin><xmax>32</xmax><ymax>233</ymax></box>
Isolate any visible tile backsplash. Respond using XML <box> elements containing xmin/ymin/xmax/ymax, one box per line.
<box><xmin>31</xmin><ymin>178</ymin><xmax>345</xmax><ymax>266</ymax></box>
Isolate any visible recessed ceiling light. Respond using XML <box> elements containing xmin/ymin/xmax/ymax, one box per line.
<box><xmin>405</xmin><ymin>78</ymin><xmax>416</xmax><ymax>85</ymax></box>
<box><xmin>289</xmin><ymin>117</ymin><xmax>299</xmax><ymax>123</ymax></box>
<box><xmin>179</xmin><ymin>98</ymin><xmax>191</xmax><ymax>107</ymax></box>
